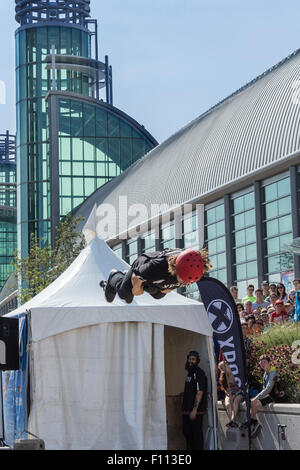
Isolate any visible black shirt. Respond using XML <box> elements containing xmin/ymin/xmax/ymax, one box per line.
<box><xmin>182</xmin><ymin>367</ymin><xmax>207</xmax><ymax>413</ymax></box>
<box><xmin>131</xmin><ymin>251</ymin><xmax>186</xmax><ymax>291</ymax></box>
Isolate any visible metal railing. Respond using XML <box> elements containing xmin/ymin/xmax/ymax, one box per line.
<box><xmin>15</xmin><ymin>0</ymin><xmax>91</xmax><ymax>26</ymax></box>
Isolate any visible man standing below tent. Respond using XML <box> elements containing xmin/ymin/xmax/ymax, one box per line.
<box><xmin>181</xmin><ymin>351</ymin><xmax>207</xmax><ymax>450</ymax></box>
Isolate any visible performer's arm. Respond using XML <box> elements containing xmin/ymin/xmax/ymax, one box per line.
<box><xmin>131</xmin><ymin>273</ymin><xmax>145</xmax><ymax>296</ymax></box>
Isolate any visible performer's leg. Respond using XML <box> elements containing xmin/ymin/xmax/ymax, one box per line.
<box><xmin>109</xmin><ymin>269</ymin><xmax>134</xmax><ymax>304</ymax></box>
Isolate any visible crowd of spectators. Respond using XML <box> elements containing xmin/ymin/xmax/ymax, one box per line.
<box><xmin>217</xmin><ymin>278</ymin><xmax>300</xmax><ymax>435</ymax></box>
<box><xmin>230</xmin><ymin>278</ymin><xmax>300</xmax><ymax>335</ymax></box>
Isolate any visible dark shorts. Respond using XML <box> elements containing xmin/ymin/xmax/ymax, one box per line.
<box><xmin>230</xmin><ymin>389</ymin><xmax>244</xmax><ymax>399</ymax></box>
<box><xmin>109</xmin><ymin>268</ymin><xmax>167</xmax><ymax>303</ymax></box>
<box><xmin>258</xmin><ymin>396</ymin><xmax>274</xmax><ymax>407</ymax></box>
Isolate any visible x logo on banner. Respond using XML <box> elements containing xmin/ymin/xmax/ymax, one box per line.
<box><xmin>207</xmin><ymin>300</ymin><xmax>233</xmax><ymax>334</ymax></box>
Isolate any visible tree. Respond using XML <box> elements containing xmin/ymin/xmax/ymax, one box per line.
<box><xmin>14</xmin><ymin>214</ymin><xmax>86</xmax><ymax>304</ymax></box>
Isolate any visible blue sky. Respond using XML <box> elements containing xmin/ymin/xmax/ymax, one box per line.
<box><xmin>0</xmin><ymin>0</ymin><xmax>299</xmax><ymax>143</ymax></box>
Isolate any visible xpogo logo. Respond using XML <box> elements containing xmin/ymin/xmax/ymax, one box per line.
<box><xmin>207</xmin><ymin>299</ymin><xmax>234</xmax><ymax>335</ymax></box>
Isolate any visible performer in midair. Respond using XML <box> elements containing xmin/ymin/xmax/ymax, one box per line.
<box><xmin>100</xmin><ymin>247</ymin><xmax>212</xmax><ymax>304</ymax></box>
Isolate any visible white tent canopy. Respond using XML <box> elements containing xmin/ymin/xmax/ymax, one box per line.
<box><xmin>5</xmin><ymin>227</ymin><xmax>215</xmax><ymax>450</ymax></box>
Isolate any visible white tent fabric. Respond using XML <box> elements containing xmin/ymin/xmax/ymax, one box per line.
<box><xmin>6</xmin><ymin>228</ymin><xmax>213</xmax><ymax>450</ymax></box>
<box><xmin>30</xmin><ymin>322</ymin><xmax>166</xmax><ymax>450</ymax></box>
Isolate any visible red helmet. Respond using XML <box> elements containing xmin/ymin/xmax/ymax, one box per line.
<box><xmin>175</xmin><ymin>249</ymin><xmax>204</xmax><ymax>283</ymax></box>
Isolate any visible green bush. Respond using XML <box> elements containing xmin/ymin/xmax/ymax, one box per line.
<box><xmin>252</xmin><ymin>323</ymin><xmax>300</xmax><ymax>349</ymax></box>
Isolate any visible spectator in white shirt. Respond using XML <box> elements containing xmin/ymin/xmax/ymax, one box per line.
<box><xmin>230</xmin><ymin>286</ymin><xmax>242</xmax><ymax>303</ymax></box>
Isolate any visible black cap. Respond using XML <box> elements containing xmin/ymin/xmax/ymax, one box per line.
<box><xmin>187</xmin><ymin>350</ymin><xmax>200</xmax><ymax>360</ymax></box>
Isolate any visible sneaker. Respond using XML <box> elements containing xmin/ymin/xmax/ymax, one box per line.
<box><xmin>230</xmin><ymin>421</ymin><xmax>239</xmax><ymax>428</ymax></box>
<box><xmin>239</xmin><ymin>421</ymin><xmax>250</xmax><ymax>430</ymax></box>
<box><xmin>101</xmin><ymin>269</ymin><xmax>118</xmax><ymax>303</ymax></box>
<box><xmin>251</xmin><ymin>421</ymin><xmax>262</xmax><ymax>438</ymax></box>
<box><xmin>226</xmin><ymin>421</ymin><xmax>238</xmax><ymax>428</ymax></box>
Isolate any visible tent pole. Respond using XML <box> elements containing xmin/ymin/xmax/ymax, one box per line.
<box><xmin>206</xmin><ymin>336</ymin><xmax>218</xmax><ymax>450</ymax></box>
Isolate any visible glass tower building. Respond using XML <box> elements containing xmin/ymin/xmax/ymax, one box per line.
<box><xmin>0</xmin><ymin>132</ymin><xmax>17</xmax><ymax>290</ymax></box>
<box><xmin>15</xmin><ymin>0</ymin><xmax>157</xmax><ymax>256</ymax></box>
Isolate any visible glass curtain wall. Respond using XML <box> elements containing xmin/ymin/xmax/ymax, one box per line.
<box><xmin>58</xmin><ymin>98</ymin><xmax>154</xmax><ymax>216</ymax></box>
<box><xmin>16</xmin><ymin>25</ymin><xmax>91</xmax><ymax>255</ymax></box>
<box><xmin>204</xmin><ymin>202</ymin><xmax>227</xmax><ymax>285</ymax></box>
<box><xmin>0</xmin><ymin>162</ymin><xmax>17</xmax><ymax>288</ymax></box>
<box><xmin>0</xmin><ymin>133</ymin><xmax>17</xmax><ymax>289</ymax></box>
<box><xmin>231</xmin><ymin>190</ymin><xmax>257</xmax><ymax>292</ymax></box>
<box><xmin>0</xmin><ymin>221</ymin><xmax>16</xmax><ymax>289</ymax></box>
<box><xmin>0</xmin><ymin>165</ymin><xmax>16</xmax><ymax>207</ymax></box>
<box><xmin>262</xmin><ymin>174</ymin><xmax>293</xmax><ymax>282</ymax></box>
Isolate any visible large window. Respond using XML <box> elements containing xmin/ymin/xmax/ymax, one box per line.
<box><xmin>204</xmin><ymin>202</ymin><xmax>227</xmax><ymax>285</ymax></box>
<box><xmin>0</xmin><ymin>164</ymin><xmax>16</xmax><ymax>208</ymax></box>
<box><xmin>126</xmin><ymin>238</ymin><xmax>138</xmax><ymax>265</ymax></box>
<box><xmin>58</xmin><ymin>99</ymin><xmax>154</xmax><ymax>216</ymax></box>
<box><xmin>142</xmin><ymin>230</ymin><xmax>156</xmax><ymax>252</ymax></box>
<box><xmin>160</xmin><ymin>220</ymin><xmax>176</xmax><ymax>250</ymax></box>
<box><xmin>231</xmin><ymin>190</ymin><xmax>257</xmax><ymax>291</ymax></box>
<box><xmin>182</xmin><ymin>210</ymin><xmax>198</xmax><ymax>249</ymax></box>
<box><xmin>262</xmin><ymin>174</ymin><xmax>293</xmax><ymax>282</ymax></box>
<box><xmin>112</xmin><ymin>243</ymin><xmax>123</xmax><ymax>260</ymax></box>
<box><xmin>0</xmin><ymin>159</ymin><xmax>17</xmax><ymax>288</ymax></box>
<box><xmin>0</xmin><ymin>221</ymin><xmax>17</xmax><ymax>289</ymax></box>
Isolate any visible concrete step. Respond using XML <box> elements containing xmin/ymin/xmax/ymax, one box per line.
<box><xmin>221</xmin><ymin>427</ymin><xmax>251</xmax><ymax>450</ymax></box>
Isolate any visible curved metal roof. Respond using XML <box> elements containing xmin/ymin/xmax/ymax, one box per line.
<box><xmin>75</xmin><ymin>49</ymin><xmax>300</xmax><ymax>235</ymax></box>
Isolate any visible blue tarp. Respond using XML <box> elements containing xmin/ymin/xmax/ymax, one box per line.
<box><xmin>1</xmin><ymin>313</ymin><xmax>28</xmax><ymax>448</ymax></box>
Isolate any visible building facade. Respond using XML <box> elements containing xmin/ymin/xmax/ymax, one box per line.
<box><xmin>15</xmin><ymin>0</ymin><xmax>157</xmax><ymax>256</ymax></box>
<box><xmin>0</xmin><ymin>132</ymin><xmax>17</xmax><ymax>291</ymax></box>
<box><xmin>74</xmin><ymin>49</ymin><xmax>300</xmax><ymax>300</ymax></box>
